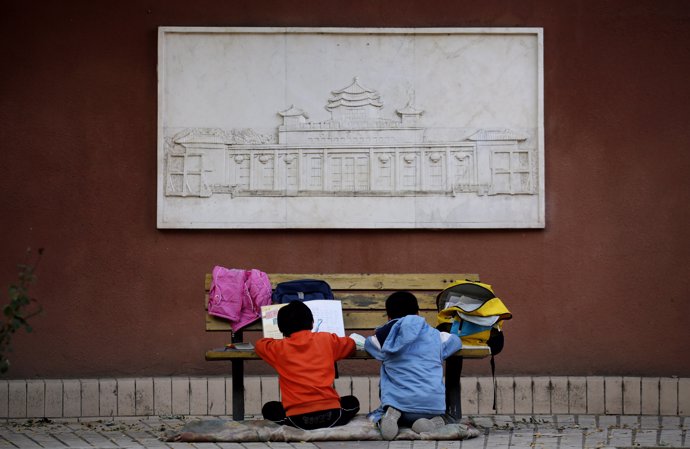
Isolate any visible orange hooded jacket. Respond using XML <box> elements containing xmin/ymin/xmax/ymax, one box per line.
<box><xmin>255</xmin><ymin>330</ymin><xmax>355</xmax><ymax>416</ymax></box>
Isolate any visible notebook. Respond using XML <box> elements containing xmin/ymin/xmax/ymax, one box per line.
<box><xmin>260</xmin><ymin>300</ymin><xmax>345</xmax><ymax>339</ymax></box>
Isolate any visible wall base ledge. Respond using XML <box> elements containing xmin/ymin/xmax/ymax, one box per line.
<box><xmin>1</xmin><ymin>376</ymin><xmax>687</xmax><ymax>419</ymax></box>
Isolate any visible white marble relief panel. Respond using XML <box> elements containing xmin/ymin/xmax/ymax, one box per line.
<box><xmin>157</xmin><ymin>27</ymin><xmax>544</xmax><ymax>229</ymax></box>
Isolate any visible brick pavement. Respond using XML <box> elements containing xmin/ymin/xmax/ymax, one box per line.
<box><xmin>0</xmin><ymin>415</ymin><xmax>687</xmax><ymax>449</ymax></box>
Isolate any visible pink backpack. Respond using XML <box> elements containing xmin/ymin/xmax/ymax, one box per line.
<box><xmin>208</xmin><ymin>266</ymin><xmax>272</xmax><ymax>331</ymax></box>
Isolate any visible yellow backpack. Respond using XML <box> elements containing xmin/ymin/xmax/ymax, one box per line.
<box><xmin>436</xmin><ymin>280</ymin><xmax>512</xmax><ymax>410</ymax></box>
<box><xmin>436</xmin><ymin>280</ymin><xmax>512</xmax><ymax>352</ymax></box>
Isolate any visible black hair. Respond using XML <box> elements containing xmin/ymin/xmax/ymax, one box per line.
<box><xmin>385</xmin><ymin>291</ymin><xmax>420</xmax><ymax>319</ymax></box>
<box><xmin>277</xmin><ymin>301</ymin><xmax>314</xmax><ymax>337</ymax></box>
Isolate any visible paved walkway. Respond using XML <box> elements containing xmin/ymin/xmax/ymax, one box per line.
<box><xmin>0</xmin><ymin>415</ymin><xmax>687</xmax><ymax>449</ymax></box>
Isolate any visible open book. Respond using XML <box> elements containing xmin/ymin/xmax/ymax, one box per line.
<box><xmin>261</xmin><ymin>300</ymin><xmax>346</xmax><ymax>339</ymax></box>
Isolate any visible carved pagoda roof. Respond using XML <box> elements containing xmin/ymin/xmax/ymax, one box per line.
<box><xmin>396</xmin><ymin>100</ymin><xmax>424</xmax><ymax>116</ymax></box>
<box><xmin>172</xmin><ymin>128</ymin><xmax>228</xmax><ymax>144</ymax></box>
<box><xmin>326</xmin><ymin>77</ymin><xmax>383</xmax><ymax>110</ymax></box>
<box><xmin>278</xmin><ymin>104</ymin><xmax>309</xmax><ymax>118</ymax></box>
<box><xmin>468</xmin><ymin>128</ymin><xmax>528</xmax><ymax>141</ymax></box>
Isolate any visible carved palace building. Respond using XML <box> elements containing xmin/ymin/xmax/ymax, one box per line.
<box><xmin>164</xmin><ymin>78</ymin><xmax>535</xmax><ymax>198</ymax></box>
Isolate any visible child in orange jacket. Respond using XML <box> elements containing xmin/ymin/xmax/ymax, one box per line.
<box><xmin>255</xmin><ymin>301</ymin><xmax>360</xmax><ymax>430</ymax></box>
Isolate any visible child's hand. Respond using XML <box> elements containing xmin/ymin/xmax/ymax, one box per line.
<box><xmin>349</xmin><ymin>333</ymin><xmax>366</xmax><ymax>349</ymax></box>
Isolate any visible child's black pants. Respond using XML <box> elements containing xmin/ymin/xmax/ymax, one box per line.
<box><xmin>262</xmin><ymin>395</ymin><xmax>360</xmax><ymax>430</ymax></box>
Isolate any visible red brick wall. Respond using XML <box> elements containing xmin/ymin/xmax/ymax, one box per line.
<box><xmin>1</xmin><ymin>0</ymin><xmax>689</xmax><ymax>378</ymax></box>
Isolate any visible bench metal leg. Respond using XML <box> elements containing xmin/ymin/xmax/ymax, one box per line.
<box><xmin>231</xmin><ymin>359</ymin><xmax>245</xmax><ymax>420</ymax></box>
<box><xmin>231</xmin><ymin>330</ymin><xmax>245</xmax><ymax>421</ymax></box>
<box><xmin>445</xmin><ymin>356</ymin><xmax>463</xmax><ymax>422</ymax></box>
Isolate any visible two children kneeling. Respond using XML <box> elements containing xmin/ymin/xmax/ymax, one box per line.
<box><xmin>255</xmin><ymin>292</ymin><xmax>461</xmax><ymax>439</ymax></box>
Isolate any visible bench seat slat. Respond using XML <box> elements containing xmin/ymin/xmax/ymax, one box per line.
<box><xmin>332</xmin><ymin>292</ymin><xmax>439</xmax><ymax>308</ymax></box>
<box><xmin>205</xmin><ymin>346</ymin><xmax>491</xmax><ymax>361</ymax></box>
<box><xmin>206</xmin><ymin>310</ymin><xmax>442</xmax><ymax>332</ymax></box>
<box><xmin>205</xmin><ymin>273</ymin><xmax>479</xmax><ymax>291</ymax></box>
<box><xmin>206</xmin><ymin>292</ymin><xmax>440</xmax><ymax>310</ymax></box>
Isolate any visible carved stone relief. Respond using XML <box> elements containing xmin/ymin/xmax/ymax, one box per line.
<box><xmin>158</xmin><ymin>28</ymin><xmax>544</xmax><ymax>228</ymax></box>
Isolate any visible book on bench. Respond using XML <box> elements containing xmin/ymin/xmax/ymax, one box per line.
<box><xmin>261</xmin><ymin>300</ymin><xmax>346</xmax><ymax>339</ymax></box>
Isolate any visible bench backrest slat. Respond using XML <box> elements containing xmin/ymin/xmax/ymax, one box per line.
<box><xmin>205</xmin><ymin>273</ymin><xmax>479</xmax><ymax>333</ymax></box>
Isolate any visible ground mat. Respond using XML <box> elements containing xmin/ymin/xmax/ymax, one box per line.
<box><xmin>166</xmin><ymin>414</ymin><xmax>481</xmax><ymax>442</ymax></box>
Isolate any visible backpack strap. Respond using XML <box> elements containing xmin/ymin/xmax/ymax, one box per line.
<box><xmin>491</xmin><ymin>354</ymin><xmax>497</xmax><ymax>411</ymax></box>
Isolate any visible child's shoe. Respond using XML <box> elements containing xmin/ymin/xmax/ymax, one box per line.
<box><xmin>379</xmin><ymin>407</ymin><xmax>401</xmax><ymax>440</ymax></box>
<box><xmin>411</xmin><ymin>416</ymin><xmax>446</xmax><ymax>433</ymax></box>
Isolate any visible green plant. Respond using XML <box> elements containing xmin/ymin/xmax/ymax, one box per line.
<box><xmin>1</xmin><ymin>248</ymin><xmax>43</xmax><ymax>373</ymax></box>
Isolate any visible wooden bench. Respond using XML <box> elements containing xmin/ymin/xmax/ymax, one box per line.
<box><xmin>205</xmin><ymin>273</ymin><xmax>491</xmax><ymax>421</ymax></box>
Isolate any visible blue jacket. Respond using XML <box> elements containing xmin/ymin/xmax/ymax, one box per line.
<box><xmin>364</xmin><ymin>315</ymin><xmax>462</xmax><ymax>415</ymax></box>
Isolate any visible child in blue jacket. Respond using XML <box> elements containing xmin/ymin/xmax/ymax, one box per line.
<box><xmin>364</xmin><ymin>291</ymin><xmax>462</xmax><ymax>440</ymax></box>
